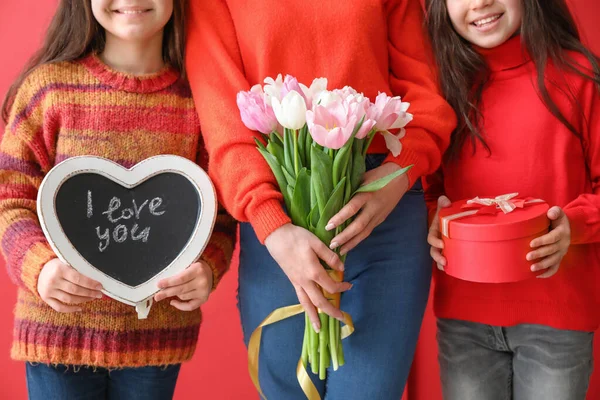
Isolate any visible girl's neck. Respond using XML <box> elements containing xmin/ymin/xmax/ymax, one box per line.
<box><xmin>100</xmin><ymin>32</ymin><xmax>165</xmax><ymax>75</ymax></box>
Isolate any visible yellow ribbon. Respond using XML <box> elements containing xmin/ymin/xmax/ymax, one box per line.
<box><xmin>248</xmin><ymin>271</ymin><xmax>355</xmax><ymax>400</ymax></box>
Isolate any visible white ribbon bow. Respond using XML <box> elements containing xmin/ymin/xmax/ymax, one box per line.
<box><xmin>466</xmin><ymin>193</ymin><xmax>520</xmax><ymax>214</ymax></box>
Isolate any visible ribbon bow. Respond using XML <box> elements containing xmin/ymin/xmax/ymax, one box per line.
<box><xmin>442</xmin><ymin>193</ymin><xmax>544</xmax><ymax>237</ymax></box>
<box><xmin>464</xmin><ymin>192</ymin><xmax>526</xmax><ymax>214</ymax></box>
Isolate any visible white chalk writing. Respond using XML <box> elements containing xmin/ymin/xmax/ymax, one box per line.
<box><xmin>89</xmin><ymin>191</ymin><xmax>166</xmax><ymax>252</ymax></box>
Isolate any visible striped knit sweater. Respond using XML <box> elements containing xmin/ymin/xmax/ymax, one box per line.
<box><xmin>1</xmin><ymin>55</ymin><xmax>237</xmax><ymax>368</ymax></box>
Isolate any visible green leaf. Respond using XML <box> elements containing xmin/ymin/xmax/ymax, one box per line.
<box><xmin>292</xmin><ymin>128</ymin><xmax>302</xmax><ymax>173</ymax></box>
<box><xmin>332</xmin><ymin>145</ymin><xmax>351</xmax><ymax>186</ymax></box>
<box><xmin>257</xmin><ymin>147</ymin><xmax>291</xmax><ymax>211</ymax></box>
<box><xmin>254</xmin><ymin>137</ymin><xmax>267</xmax><ymax>152</ymax></box>
<box><xmin>344</xmin><ymin>151</ymin><xmax>353</xmax><ymax>205</ymax></box>
<box><xmin>287</xmin><ymin>185</ymin><xmax>294</xmax><ymax>205</ymax></box>
<box><xmin>284</xmin><ymin>128</ymin><xmax>294</xmax><ymax>174</ymax></box>
<box><xmin>290</xmin><ymin>168</ymin><xmax>311</xmax><ymax>229</ymax></box>
<box><xmin>354</xmin><ymin>165</ymin><xmax>413</xmax><ymax>194</ymax></box>
<box><xmin>298</xmin><ymin>126</ymin><xmax>307</xmax><ymax>167</ymax></box>
<box><xmin>267</xmin><ymin>140</ymin><xmax>285</xmax><ymax>166</ymax></box>
<box><xmin>310</xmin><ymin>170</ymin><xmax>317</xmax><ymax>209</ymax></box>
<box><xmin>282</xmin><ymin>166</ymin><xmax>297</xmax><ymax>187</ymax></box>
<box><xmin>311</xmin><ymin>146</ymin><xmax>334</xmax><ymax>200</ymax></box>
<box><xmin>351</xmin><ymin>139</ymin><xmax>366</xmax><ymax>194</ymax></box>
<box><xmin>362</xmin><ymin>130</ymin><xmax>377</xmax><ymax>157</ymax></box>
<box><xmin>331</xmin><ymin>116</ymin><xmax>364</xmax><ymax>186</ymax></box>
<box><xmin>315</xmin><ymin>177</ymin><xmax>346</xmax><ymax>244</ymax></box>
<box><xmin>312</xmin><ymin>170</ymin><xmax>327</xmax><ymax>213</ymax></box>
<box><xmin>270</xmin><ymin>131</ymin><xmax>284</xmax><ymax>147</ymax></box>
<box><xmin>305</xmin><ymin>128</ymin><xmax>313</xmax><ymax>166</ymax></box>
<box><xmin>308</xmin><ymin>203</ymin><xmax>320</xmax><ymax>231</ymax></box>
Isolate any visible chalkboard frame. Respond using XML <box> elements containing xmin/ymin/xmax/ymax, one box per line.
<box><xmin>37</xmin><ymin>155</ymin><xmax>217</xmax><ymax>306</ymax></box>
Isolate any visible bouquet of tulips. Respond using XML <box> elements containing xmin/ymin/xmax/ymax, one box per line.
<box><xmin>237</xmin><ymin>75</ymin><xmax>412</xmax><ymax>380</ymax></box>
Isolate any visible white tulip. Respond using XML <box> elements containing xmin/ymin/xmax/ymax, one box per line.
<box><xmin>271</xmin><ymin>90</ymin><xmax>307</xmax><ymax>130</ymax></box>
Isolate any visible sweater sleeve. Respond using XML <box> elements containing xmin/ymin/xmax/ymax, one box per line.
<box><xmin>383</xmin><ymin>0</ymin><xmax>457</xmax><ymax>187</ymax></box>
<box><xmin>195</xmin><ymin>137</ymin><xmax>238</xmax><ymax>291</ymax></box>
<box><xmin>423</xmin><ymin>168</ymin><xmax>446</xmax><ymax>225</ymax></box>
<box><xmin>185</xmin><ymin>0</ymin><xmax>290</xmax><ymax>244</ymax></box>
<box><xmin>563</xmin><ymin>76</ymin><xmax>600</xmax><ymax>245</ymax></box>
<box><xmin>0</xmin><ymin>74</ymin><xmax>57</xmax><ymax>297</ymax></box>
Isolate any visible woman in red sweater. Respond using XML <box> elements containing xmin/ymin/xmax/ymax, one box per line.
<box><xmin>425</xmin><ymin>0</ymin><xmax>600</xmax><ymax>398</ymax></box>
<box><xmin>186</xmin><ymin>0</ymin><xmax>455</xmax><ymax>398</ymax></box>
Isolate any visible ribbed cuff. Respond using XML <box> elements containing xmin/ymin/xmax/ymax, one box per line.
<box><xmin>200</xmin><ymin>248</ymin><xmax>226</xmax><ymax>292</ymax></box>
<box><xmin>247</xmin><ymin>199</ymin><xmax>291</xmax><ymax>244</ymax></box>
<box><xmin>384</xmin><ymin>146</ymin><xmax>423</xmax><ymax>189</ymax></box>
<box><xmin>21</xmin><ymin>242</ymin><xmax>57</xmax><ymax>299</ymax></box>
<box><xmin>563</xmin><ymin>207</ymin><xmax>588</xmax><ymax>245</ymax></box>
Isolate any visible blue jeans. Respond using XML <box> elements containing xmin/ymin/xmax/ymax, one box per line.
<box><xmin>238</xmin><ymin>154</ymin><xmax>431</xmax><ymax>399</ymax></box>
<box><xmin>438</xmin><ymin>319</ymin><xmax>594</xmax><ymax>400</ymax></box>
<box><xmin>26</xmin><ymin>363</ymin><xmax>181</xmax><ymax>400</ymax></box>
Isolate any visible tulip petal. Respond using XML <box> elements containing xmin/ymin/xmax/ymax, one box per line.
<box><xmin>381</xmin><ymin>130</ymin><xmax>403</xmax><ymax>157</ymax></box>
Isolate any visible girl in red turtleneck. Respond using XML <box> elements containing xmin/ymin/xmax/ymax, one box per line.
<box><xmin>425</xmin><ymin>0</ymin><xmax>600</xmax><ymax>399</ymax></box>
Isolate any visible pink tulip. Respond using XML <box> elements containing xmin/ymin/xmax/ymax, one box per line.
<box><xmin>236</xmin><ymin>86</ymin><xmax>279</xmax><ymax>134</ymax></box>
<box><xmin>334</xmin><ymin>86</ymin><xmax>359</xmax><ymax>99</ymax></box>
<box><xmin>300</xmin><ymin>78</ymin><xmax>328</xmax><ymax>109</ymax></box>
<box><xmin>282</xmin><ymin>75</ymin><xmax>305</xmax><ymax>99</ymax></box>
<box><xmin>364</xmin><ymin>93</ymin><xmax>413</xmax><ymax>156</ymax></box>
<box><xmin>306</xmin><ymin>101</ymin><xmax>358</xmax><ymax>149</ymax></box>
<box><xmin>263</xmin><ymin>74</ymin><xmax>284</xmax><ymax>106</ymax></box>
<box><xmin>263</xmin><ymin>74</ymin><xmax>309</xmax><ymax>107</ymax></box>
<box><xmin>381</xmin><ymin>129</ymin><xmax>405</xmax><ymax>157</ymax></box>
<box><xmin>368</xmin><ymin>92</ymin><xmax>413</xmax><ymax>132</ymax></box>
<box><xmin>337</xmin><ymin>90</ymin><xmax>376</xmax><ymax>139</ymax></box>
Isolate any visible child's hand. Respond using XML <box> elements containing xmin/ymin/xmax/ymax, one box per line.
<box><xmin>37</xmin><ymin>258</ymin><xmax>103</xmax><ymax>312</ymax></box>
<box><xmin>527</xmin><ymin>206</ymin><xmax>571</xmax><ymax>278</ymax></box>
<box><xmin>427</xmin><ymin>196</ymin><xmax>452</xmax><ymax>271</ymax></box>
<box><xmin>154</xmin><ymin>261</ymin><xmax>213</xmax><ymax>311</ymax></box>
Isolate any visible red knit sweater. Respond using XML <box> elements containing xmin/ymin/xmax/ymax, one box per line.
<box><xmin>185</xmin><ymin>0</ymin><xmax>456</xmax><ymax>242</ymax></box>
<box><xmin>425</xmin><ymin>36</ymin><xmax>600</xmax><ymax>331</ymax></box>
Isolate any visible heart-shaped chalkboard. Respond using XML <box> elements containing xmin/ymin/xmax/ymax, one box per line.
<box><xmin>37</xmin><ymin>155</ymin><xmax>217</xmax><ymax>315</ymax></box>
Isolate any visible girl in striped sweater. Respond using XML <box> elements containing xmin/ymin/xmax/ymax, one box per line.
<box><xmin>1</xmin><ymin>1</ymin><xmax>236</xmax><ymax>399</ymax></box>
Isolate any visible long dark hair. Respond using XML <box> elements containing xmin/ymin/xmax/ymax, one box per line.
<box><xmin>2</xmin><ymin>0</ymin><xmax>187</xmax><ymax>123</ymax></box>
<box><xmin>425</xmin><ymin>0</ymin><xmax>600</xmax><ymax>160</ymax></box>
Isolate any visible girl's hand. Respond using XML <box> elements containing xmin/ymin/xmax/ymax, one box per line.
<box><xmin>37</xmin><ymin>258</ymin><xmax>103</xmax><ymax>312</ymax></box>
<box><xmin>265</xmin><ymin>223</ymin><xmax>351</xmax><ymax>332</ymax></box>
<box><xmin>154</xmin><ymin>261</ymin><xmax>213</xmax><ymax>311</ymax></box>
<box><xmin>427</xmin><ymin>196</ymin><xmax>452</xmax><ymax>271</ymax></box>
<box><xmin>528</xmin><ymin>206</ymin><xmax>571</xmax><ymax>278</ymax></box>
<box><xmin>326</xmin><ymin>163</ymin><xmax>410</xmax><ymax>255</ymax></box>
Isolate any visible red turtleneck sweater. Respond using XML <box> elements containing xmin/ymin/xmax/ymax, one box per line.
<box><xmin>425</xmin><ymin>37</ymin><xmax>600</xmax><ymax>331</ymax></box>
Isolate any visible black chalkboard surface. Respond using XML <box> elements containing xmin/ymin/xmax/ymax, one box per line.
<box><xmin>37</xmin><ymin>155</ymin><xmax>217</xmax><ymax>315</ymax></box>
<box><xmin>55</xmin><ymin>173</ymin><xmax>201</xmax><ymax>287</ymax></box>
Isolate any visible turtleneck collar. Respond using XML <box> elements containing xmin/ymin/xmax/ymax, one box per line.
<box><xmin>475</xmin><ymin>35</ymin><xmax>530</xmax><ymax>72</ymax></box>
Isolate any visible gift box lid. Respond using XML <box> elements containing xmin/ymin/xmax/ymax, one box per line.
<box><xmin>438</xmin><ymin>198</ymin><xmax>550</xmax><ymax>242</ymax></box>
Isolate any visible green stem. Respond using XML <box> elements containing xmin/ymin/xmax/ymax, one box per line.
<box><xmin>329</xmin><ymin>316</ymin><xmax>339</xmax><ymax>371</ymax></box>
<box><xmin>362</xmin><ymin>130</ymin><xmax>377</xmax><ymax>157</ymax></box>
<box><xmin>293</xmin><ymin>129</ymin><xmax>299</xmax><ymax>175</ymax></box>
<box><xmin>319</xmin><ymin>312</ymin><xmax>329</xmax><ymax>380</ymax></box>
<box><xmin>302</xmin><ymin>314</ymin><xmax>309</xmax><ymax>367</ymax></box>
<box><xmin>310</xmin><ymin>321</ymin><xmax>319</xmax><ymax>375</ymax></box>
<box><xmin>338</xmin><ymin>330</ymin><xmax>345</xmax><ymax>367</ymax></box>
